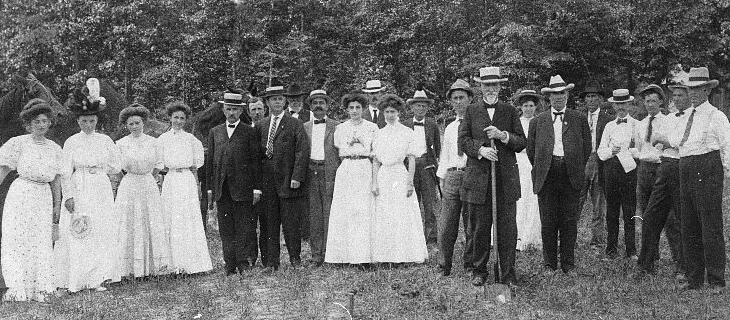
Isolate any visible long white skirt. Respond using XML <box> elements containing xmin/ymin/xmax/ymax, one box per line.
<box><xmin>325</xmin><ymin>159</ymin><xmax>375</xmax><ymax>264</ymax></box>
<box><xmin>53</xmin><ymin>171</ymin><xmax>118</xmax><ymax>292</ymax></box>
<box><xmin>161</xmin><ymin>170</ymin><xmax>212</xmax><ymax>274</ymax></box>
<box><xmin>1</xmin><ymin>179</ymin><xmax>55</xmax><ymax>301</ymax></box>
<box><xmin>516</xmin><ymin>152</ymin><xmax>541</xmax><ymax>250</ymax></box>
<box><xmin>113</xmin><ymin>173</ymin><xmax>172</xmax><ymax>279</ymax></box>
<box><xmin>371</xmin><ymin>164</ymin><xmax>428</xmax><ymax>263</ymax></box>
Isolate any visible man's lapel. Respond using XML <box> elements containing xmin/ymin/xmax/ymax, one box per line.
<box><xmin>325</xmin><ymin>120</ymin><xmax>336</xmax><ymax>141</ymax></box>
<box><xmin>273</xmin><ymin>113</ymin><xmax>287</xmax><ymax>139</ymax></box>
<box><xmin>562</xmin><ymin>111</ymin><xmax>569</xmax><ymax>134</ymax></box>
<box><xmin>543</xmin><ymin>114</ymin><xmax>555</xmax><ymax>151</ymax></box>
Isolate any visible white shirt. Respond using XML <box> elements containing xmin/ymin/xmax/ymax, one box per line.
<box><xmin>636</xmin><ymin>112</ymin><xmax>667</xmax><ymax>163</ymax></box>
<box><xmin>657</xmin><ymin>111</ymin><xmax>686</xmax><ymax>159</ymax></box>
<box><xmin>669</xmin><ymin>101</ymin><xmax>730</xmax><ymax>173</ymax></box>
<box><xmin>226</xmin><ymin>120</ymin><xmax>240</xmax><ymax>138</ymax></box>
<box><xmin>268</xmin><ymin>111</ymin><xmax>284</xmax><ymax>138</ymax></box>
<box><xmin>437</xmin><ymin>117</ymin><xmax>467</xmax><ymax>179</ymax></box>
<box><xmin>483</xmin><ymin>98</ymin><xmax>496</xmax><ymax>119</ymax></box>
<box><xmin>588</xmin><ymin>108</ymin><xmax>600</xmax><ymax>152</ymax></box>
<box><xmin>412</xmin><ymin>117</ymin><xmax>428</xmax><ymax>157</ymax></box>
<box><xmin>597</xmin><ymin>115</ymin><xmax>640</xmax><ymax>161</ymax></box>
<box><xmin>369</xmin><ymin>105</ymin><xmax>379</xmax><ymax>120</ymax></box>
<box><xmin>551</xmin><ymin>107</ymin><xmax>566</xmax><ymax>156</ymax></box>
<box><xmin>310</xmin><ymin>117</ymin><xmax>327</xmax><ymax>161</ymax></box>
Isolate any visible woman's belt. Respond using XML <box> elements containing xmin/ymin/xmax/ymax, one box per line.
<box><xmin>75</xmin><ymin>166</ymin><xmax>105</xmax><ymax>174</ymax></box>
<box><xmin>19</xmin><ymin>176</ymin><xmax>49</xmax><ymax>185</ymax></box>
<box><xmin>341</xmin><ymin>155</ymin><xmax>370</xmax><ymax>160</ymax></box>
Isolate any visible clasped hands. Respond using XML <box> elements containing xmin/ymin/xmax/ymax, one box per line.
<box><xmin>478</xmin><ymin>126</ymin><xmax>505</xmax><ymax>162</ymax></box>
<box><xmin>371</xmin><ymin>181</ymin><xmax>414</xmax><ymax>197</ymax></box>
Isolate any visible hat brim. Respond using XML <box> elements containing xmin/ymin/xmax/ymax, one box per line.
<box><xmin>306</xmin><ymin>94</ymin><xmax>333</xmax><ymax>105</ymax></box>
<box><xmin>512</xmin><ymin>92</ymin><xmax>543</xmax><ymax>103</ymax></box>
<box><xmin>473</xmin><ymin>77</ymin><xmax>508</xmax><ymax>84</ymax></box>
<box><xmin>541</xmin><ymin>84</ymin><xmax>575</xmax><ymax>94</ymax></box>
<box><xmin>217</xmin><ymin>100</ymin><xmax>246</xmax><ymax>106</ymax></box>
<box><xmin>362</xmin><ymin>87</ymin><xmax>386</xmax><ymax>93</ymax></box>
<box><xmin>607</xmin><ymin>96</ymin><xmax>635</xmax><ymax>103</ymax></box>
<box><xmin>446</xmin><ymin>88</ymin><xmax>474</xmax><ymax>99</ymax></box>
<box><xmin>406</xmin><ymin>98</ymin><xmax>435</xmax><ymax>105</ymax></box>
<box><xmin>579</xmin><ymin>90</ymin><xmax>605</xmax><ymax>98</ymax></box>
<box><xmin>686</xmin><ymin>80</ymin><xmax>719</xmax><ymax>89</ymax></box>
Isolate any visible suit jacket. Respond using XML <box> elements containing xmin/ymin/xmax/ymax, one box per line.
<box><xmin>402</xmin><ymin>117</ymin><xmax>441</xmax><ymax>167</ymax></box>
<box><xmin>458</xmin><ymin>100</ymin><xmax>526</xmax><ymax>204</ymax></box>
<box><xmin>592</xmin><ymin>108</ymin><xmax>615</xmax><ymax>184</ymax></box>
<box><xmin>303</xmin><ymin>118</ymin><xmax>341</xmax><ymax>196</ymax></box>
<box><xmin>255</xmin><ymin>112</ymin><xmax>310</xmax><ymax>198</ymax></box>
<box><xmin>362</xmin><ymin>107</ymin><xmax>387</xmax><ymax>128</ymax></box>
<box><xmin>206</xmin><ymin>123</ymin><xmax>262</xmax><ymax>202</ymax></box>
<box><xmin>290</xmin><ymin>109</ymin><xmax>311</xmax><ymax>123</ymax></box>
<box><xmin>526</xmin><ymin>108</ymin><xmax>592</xmax><ymax>194</ymax></box>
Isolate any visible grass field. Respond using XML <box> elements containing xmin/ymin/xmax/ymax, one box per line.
<box><xmin>1</xmin><ymin>186</ymin><xmax>729</xmax><ymax>319</ymax></box>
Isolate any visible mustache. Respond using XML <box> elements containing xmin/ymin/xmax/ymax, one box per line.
<box><xmin>312</xmin><ymin>106</ymin><xmax>325</xmax><ymax>111</ymax></box>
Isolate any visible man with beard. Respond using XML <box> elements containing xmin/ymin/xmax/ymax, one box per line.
<box><xmin>302</xmin><ymin>89</ymin><xmax>340</xmax><ymax>267</ymax></box>
<box><xmin>286</xmin><ymin>84</ymin><xmax>312</xmax><ymax>123</ymax></box>
<box><xmin>362</xmin><ymin>79</ymin><xmax>387</xmax><ymax>128</ymax></box>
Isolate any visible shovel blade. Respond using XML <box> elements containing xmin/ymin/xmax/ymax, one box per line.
<box><xmin>484</xmin><ymin>284</ymin><xmax>512</xmax><ymax>304</ymax></box>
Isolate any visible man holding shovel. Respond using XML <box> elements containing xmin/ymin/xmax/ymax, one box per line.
<box><xmin>458</xmin><ymin>67</ymin><xmax>526</xmax><ymax>287</ymax></box>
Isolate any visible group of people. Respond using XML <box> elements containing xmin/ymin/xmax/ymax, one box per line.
<box><xmin>1</xmin><ymin>65</ymin><xmax>728</xmax><ymax>302</ymax></box>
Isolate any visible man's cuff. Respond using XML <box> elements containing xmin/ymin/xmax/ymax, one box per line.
<box><xmin>501</xmin><ymin>131</ymin><xmax>509</xmax><ymax>144</ymax></box>
<box><xmin>253</xmin><ymin>189</ymin><xmax>262</xmax><ymax>195</ymax></box>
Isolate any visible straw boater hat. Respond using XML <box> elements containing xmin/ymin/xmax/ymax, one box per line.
<box><xmin>541</xmin><ymin>75</ymin><xmax>575</xmax><ymax>94</ymax></box>
<box><xmin>683</xmin><ymin>67</ymin><xmax>719</xmax><ymax>88</ymax></box>
<box><xmin>638</xmin><ymin>84</ymin><xmax>666</xmax><ymax>101</ymax></box>
<box><xmin>260</xmin><ymin>79</ymin><xmax>287</xmax><ymax>99</ymax></box>
<box><xmin>218</xmin><ymin>90</ymin><xmax>247</xmax><ymax>106</ymax></box>
<box><xmin>580</xmin><ymin>80</ymin><xmax>605</xmax><ymax>98</ymax></box>
<box><xmin>284</xmin><ymin>83</ymin><xmax>308</xmax><ymax>98</ymax></box>
<box><xmin>362</xmin><ymin>80</ymin><xmax>386</xmax><ymax>93</ymax></box>
<box><xmin>512</xmin><ymin>89</ymin><xmax>542</xmax><ymax>105</ymax></box>
<box><xmin>305</xmin><ymin>89</ymin><xmax>333</xmax><ymax>105</ymax></box>
<box><xmin>406</xmin><ymin>90</ymin><xmax>435</xmax><ymax>106</ymax></box>
<box><xmin>607</xmin><ymin>89</ymin><xmax>634</xmax><ymax>103</ymax></box>
<box><xmin>446</xmin><ymin>79</ymin><xmax>473</xmax><ymax>99</ymax></box>
<box><xmin>473</xmin><ymin>67</ymin><xmax>508</xmax><ymax>84</ymax></box>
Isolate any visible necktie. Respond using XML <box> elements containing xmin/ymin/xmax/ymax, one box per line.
<box><xmin>589</xmin><ymin>113</ymin><xmax>594</xmax><ymax>131</ymax></box>
<box><xmin>679</xmin><ymin>109</ymin><xmax>696</xmax><ymax>146</ymax></box>
<box><xmin>617</xmin><ymin>118</ymin><xmax>627</xmax><ymax>124</ymax></box>
<box><xmin>553</xmin><ymin>112</ymin><xmax>564</xmax><ymax>123</ymax></box>
<box><xmin>645</xmin><ymin>116</ymin><xmax>654</xmax><ymax>142</ymax></box>
<box><xmin>314</xmin><ymin>119</ymin><xmax>326</xmax><ymax>124</ymax></box>
<box><xmin>456</xmin><ymin>119</ymin><xmax>464</xmax><ymax>157</ymax></box>
<box><xmin>290</xmin><ymin>110</ymin><xmax>296</xmax><ymax>115</ymax></box>
<box><xmin>266</xmin><ymin>116</ymin><xmax>279</xmax><ymax>158</ymax></box>
<box><xmin>228</xmin><ymin>124</ymin><xmax>235</xmax><ymax>128</ymax></box>
<box><xmin>413</xmin><ymin>122</ymin><xmax>424</xmax><ymax>126</ymax></box>
<box><xmin>372</xmin><ymin>109</ymin><xmax>378</xmax><ymax>121</ymax></box>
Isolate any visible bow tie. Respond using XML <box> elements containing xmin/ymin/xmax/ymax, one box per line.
<box><xmin>290</xmin><ymin>110</ymin><xmax>297</xmax><ymax>114</ymax></box>
<box><xmin>227</xmin><ymin>124</ymin><xmax>236</xmax><ymax>128</ymax></box>
<box><xmin>675</xmin><ymin>111</ymin><xmax>684</xmax><ymax>117</ymax></box>
<box><xmin>553</xmin><ymin>112</ymin><xmax>564</xmax><ymax>116</ymax></box>
<box><xmin>314</xmin><ymin>119</ymin><xmax>326</xmax><ymax>125</ymax></box>
<box><xmin>616</xmin><ymin>118</ymin><xmax>627</xmax><ymax>124</ymax></box>
<box><xmin>413</xmin><ymin>122</ymin><xmax>425</xmax><ymax>126</ymax></box>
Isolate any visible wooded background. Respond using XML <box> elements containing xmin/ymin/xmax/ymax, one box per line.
<box><xmin>2</xmin><ymin>0</ymin><xmax>730</xmax><ymax>119</ymax></box>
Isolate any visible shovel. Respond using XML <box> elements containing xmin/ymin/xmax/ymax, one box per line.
<box><xmin>484</xmin><ymin>139</ymin><xmax>512</xmax><ymax>303</ymax></box>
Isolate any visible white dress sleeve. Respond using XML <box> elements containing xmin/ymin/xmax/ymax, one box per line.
<box><xmin>61</xmin><ymin>137</ymin><xmax>77</xmax><ymax>198</ymax></box>
<box><xmin>191</xmin><ymin>133</ymin><xmax>205</xmax><ymax>169</ymax></box>
<box><xmin>0</xmin><ymin>136</ymin><xmax>22</xmax><ymax>170</ymax></box>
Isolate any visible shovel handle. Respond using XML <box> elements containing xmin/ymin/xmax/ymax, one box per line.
<box><xmin>490</xmin><ymin>139</ymin><xmax>501</xmax><ymax>282</ymax></box>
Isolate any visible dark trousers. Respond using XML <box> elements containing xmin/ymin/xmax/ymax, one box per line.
<box><xmin>604</xmin><ymin>158</ymin><xmax>637</xmax><ymax>256</ymax></box>
<box><xmin>537</xmin><ymin>157</ymin><xmax>579</xmax><ymax>272</ymax></box>
<box><xmin>217</xmin><ymin>180</ymin><xmax>257</xmax><ymax>272</ymax></box>
<box><xmin>637</xmin><ymin>158</ymin><xmax>684</xmax><ymax>273</ymax></box>
<box><xmin>265</xmin><ymin>192</ymin><xmax>304</xmax><ymax>268</ymax></box>
<box><xmin>636</xmin><ymin>161</ymin><xmax>659</xmax><ymax>216</ymax></box>
<box><xmin>680</xmin><ymin>151</ymin><xmax>726</xmax><ymax>287</ymax></box>
<box><xmin>414</xmin><ymin>159</ymin><xmax>440</xmax><ymax>244</ymax></box>
<box><xmin>467</xmin><ymin>198</ymin><xmax>516</xmax><ymax>283</ymax></box>
<box><xmin>438</xmin><ymin>170</ymin><xmax>472</xmax><ymax>271</ymax></box>
<box><xmin>578</xmin><ymin>153</ymin><xmax>606</xmax><ymax>245</ymax></box>
<box><xmin>198</xmin><ymin>164</ymin><xmax>208</xmax><ymax>228</ymax></box>
<box><xmin>254</xmin><ymin>198</ymin><xmax>268</xmax><ymax>267</ymax></box>
<box><xmin>308</xmin><ymin>162</ymin><xmax>333</xmax><ymax>263</ymax></box>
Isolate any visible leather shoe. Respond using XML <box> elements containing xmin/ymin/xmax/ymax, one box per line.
<box><xmin>437</xmin><ymin>265</ymin><xmax>451</xmax><ymax>277</ymax></box>
<box><xmin>471</xmin><ymin>274</ymin><xmax>487</xmax><ymax>286</ymax></box>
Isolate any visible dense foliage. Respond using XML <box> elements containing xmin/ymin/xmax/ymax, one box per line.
<box><xmin>2</xmin><ymin>0</ymin><xmax>729</xmax><ymax>119</ymax></box>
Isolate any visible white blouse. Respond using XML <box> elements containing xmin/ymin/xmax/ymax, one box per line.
<box><xmin>0</xmin><ymin>135</ymin><xmax>61</xmax><ymax>183</ymax></box>
<box><xmin>61</xmin><ymin>131</ymin><xmax>121</xmax><ymax>198</ymax></box>
<box><xmin>334</xmin><ymin>120</ymin><xmax>379</xmax><ymax>157</ymax></box>
<box><xmin>373</xmin><ymin>122</ymin><xmax>425</xmax><ymax>166</ymax></box>
<box><xmin>158</xmin><ymin>129</ymin><xmax>204</xmax><ymax>170</ymax></box>
<box><xmin>116</xmin><ymin>134</ymin><xmax>163</xmax><ymax>175</ymax></box>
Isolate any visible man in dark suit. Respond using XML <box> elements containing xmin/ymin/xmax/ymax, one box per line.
<box><xmin>403</xmin><ymin>90</ymin><xmax>441</xmax><ymax>245</ymax></box>
<box><xmin>361</xmin><ymin>79</ymin><xmax>387</xmax><ymax>128</ymax></box>
<box><xmin>458</xmin><ymin>67</ymin><xmax>526</xmax><ymax>286</ymax></box>
<box><xmin>206</xmin><ymin>91</ymin><xmax>262</xmax><ymax>275</ymax></box>
<box><xmin>303</xmin><ymin>89</ymin><xmax>340</xmax><ymax>267</ymax></box>
<box><xmin>527</xmin><ymin>75</ymin><xmax>592</xmax><ymax>273</ymax></box>
<box><xmin>578</xmin><ymin>81</ymin><xmax>614</xmax><ymax>250</ymax></box>
<box><xmin>255</xmin><ymin>83</ymin><xmax>310</xmax><ymax>270</ymax></box>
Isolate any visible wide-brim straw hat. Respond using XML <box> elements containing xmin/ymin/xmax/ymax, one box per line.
<box><xmin>607</xmin><ymin>89</ymin><xmax>635</xmax><ymax>103</ymax></box>
<box><xmin>406</xmin><ymin>90</ymin><xmax>435</xmax><ymax>105</ymax></box>
<box><xmin>473</xmin><ymin>67</ymin><xmax>508</xmax><ymax>84</ymax></box>
<box><xmin>684</xmin><ymin>67</ymin><xmax>719</xmax><ymax>88</ymax></box>
<box><xmin>446</xmin><ymin>79</ymin><xmax>473</xmax><ymax>99</ymax></box>
<box><xmin>638</xmin><ymin>84</ymin><xmax>666</xmax><ymax>101</ymax></box>
<box><xmin>362</xmin><ymin>79</ymin><xmax>386</xmax><ymax>93</ymax></box>
<box><xmin>541</xmin><ymin>75</ymin><xmax>575</xmax><ymax>94</ymax></box>
<box><xmin>218</xmin><ymin>91</ymin><xmax>247</xmax><ymax>106</ymax></box>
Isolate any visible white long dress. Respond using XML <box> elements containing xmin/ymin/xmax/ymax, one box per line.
<box><xmin>0</xmin><ymin>135</ymin><xmax>61</xmax><ymax>302</ymax></box>
<box><xmin>114</xmin><ymin>134</ymin><xmax>172</xmax><ymax>279</ymax></box>
<box><xmin>53</xmin><ymin>131</ymin><xmax>120</xmax><ymax>292</ymax></box>
<box><xmin>371</xmin><ymin>122</ymin><xmax>429</xmax><ymax>263</ymax></box>
<box><xmin>515</xmin><ymin>117</ymin><xmax>542</xmax><ymax>250</ymax></box>
<box><xmin>324</xmin><ymin>120</ymin><xmax>378</xmax><ymax>264</ymax></box>
<box><xmin>159</xmin><ymin>129</ymin><xmax>212</xmax><ymax>274</ymax></box>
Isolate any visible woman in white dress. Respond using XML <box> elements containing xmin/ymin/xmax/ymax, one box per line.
<box><xmin>54</xmin><ymin>90</ymin><xmax>120</xmax><ymax>293</ymax></box>
<box><xmin>324</xmin><ymin>93</ymin><xmax>378</xmax><ymax>265</ymax></box>
<box><xmin>513</xmin><ymin>90</ymin><xmax>542</xmax><ymax>250</ymax></box>
<box><xmin>158</xmin><ymin>102</ymin><xmax>212</xmax><ymax>274</ymax></box>
<box><xmin>370</xmin><ymin>94</ymin><xmax>429</xmax><ymax>263</ymax></box>
<box><xmin>0</xmin><ymin>99</ymin><xmax>62</xmax><ymax>302</ymax></box>
<box><xmin>114</xmin><ymin>104</ymin><xmax>172</xmax><ymax>279</ymax></box>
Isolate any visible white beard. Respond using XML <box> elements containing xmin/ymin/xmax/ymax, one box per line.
<box><xmin>485</xmin><ymin>95</ymin><xmax>498</xmax><ymax>105</ymax></box>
